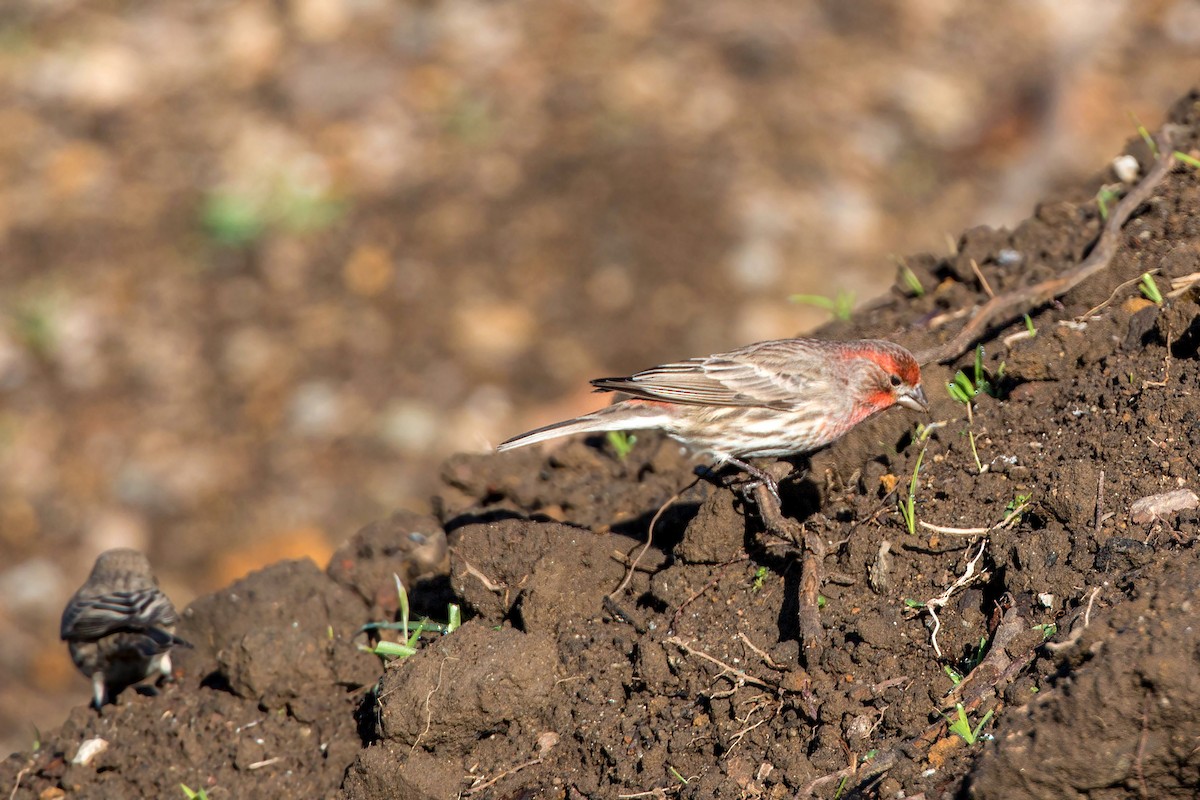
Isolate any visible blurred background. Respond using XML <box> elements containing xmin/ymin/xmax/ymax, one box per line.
<box><xmin>1</xmin><ymin>0</ymin><xmax>1197</xmax><ymax>755</ymax></box>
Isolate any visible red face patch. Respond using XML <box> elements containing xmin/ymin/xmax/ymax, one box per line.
<box><xmin>841</xmin><ymin>342</ymin><xmax>921</xmax><ymax>388</ymax></box>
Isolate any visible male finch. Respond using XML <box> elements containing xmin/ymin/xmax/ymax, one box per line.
<box><xmin>61</xmin><ymin>548</ymin><xmax>190</xmax><ymax>709</ymax></box>
<box><xmin>498</xmin><ymin>337</ymin><xmax>928</xmax><ymax>490</ymax></box>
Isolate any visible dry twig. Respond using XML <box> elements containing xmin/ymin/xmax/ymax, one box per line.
<box><xmin>664</xmin><ymin>636</ymin><xmax>782</xmax><ymax>693</ymax></box>
<box><xmin>464</xmin><ymin>757</ymin><xmax>544</xmax><ymax>795</ymax></box>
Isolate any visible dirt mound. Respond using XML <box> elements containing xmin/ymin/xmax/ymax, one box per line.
<box><xmin>5</xmin><ymin>94</ymin><xmax>1200</xmax><ymax>799</ymax></box>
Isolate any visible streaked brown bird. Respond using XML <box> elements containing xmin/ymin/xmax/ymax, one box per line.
<box><xmin>61</xmin><ymin>548</ymin><xmax>190</xmax><ymax>708</ymax></box>
<box><xmin>499</xmin><ymin>337</ymin><xmax>927</xmax><ymax>493</ymax></box>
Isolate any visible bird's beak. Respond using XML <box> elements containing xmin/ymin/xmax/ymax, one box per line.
<box><xmin>896</xmin><ymin>385</ymin><xmax>928</xmax><ymax>412</ymax></box>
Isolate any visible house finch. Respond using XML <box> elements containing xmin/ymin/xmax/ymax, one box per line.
<box><xmin>61</xmin><ymin>548</ymin><xmax>190</xmax><ymax>709</ymax></box>
<box><xmin>499</xmin><ymin>337</ymin><xmax>927</xmax><ymax>493</ymax></box>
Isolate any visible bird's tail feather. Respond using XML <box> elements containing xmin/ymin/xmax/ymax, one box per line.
<box><xmin>497</xmin><ymin>406</ymin><xmax>665</xmax><ymax>451</ymax></box>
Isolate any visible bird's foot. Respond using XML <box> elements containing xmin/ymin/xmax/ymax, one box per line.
<box><xmin>713</xmin><ymin>457</ymin><xmax>789</xmax><ymax>508</ymax></box>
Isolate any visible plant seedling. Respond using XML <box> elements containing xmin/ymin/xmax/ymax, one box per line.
<box><xmin>361</xmin><ymin>575</ymin><xmax>461</xmax><ymax>661</ymax></box>
<box><xmin>1023</xmin><ymin>314</ymin><xmax>1037</xmax><ymax>338</ymax></box>
<box><xmin>970</xmin><ymin>636</ymin><xmax>988</xmax><ymax>668</ymax></box>
<box><xmin>606</xmin><ymin>431</ymin><xmax>637</xmax><ymax>460</ymax></box>
<box><xmin>944</xmin><ymin>665</ymin><xmax>964</xmax><ymax>685</ymax></box>
<box><xmin>946</xmin><ymin>346</ymin><xmax>1003</xmax><ymax>472</ymax></box>
<box><xmin>1139</xmin><ymin>272</ymin><xmax>1163</xmax><ymax>305</ymax></box>
<box><xmin>1033</xmin><ymin>622</ymin><xmax>1058</xmax><ymax>640</ymax></box>
<box><xmin>898</xmin><ymin>265</ymin><xmax>925</xmax><ymax>298</ymax></box>
<box><xmin>1130</xmin><ymin>113</ymin><xmax>1158</xmax><ymax>157</ymax></box>
<box><xmin>1096</xmin><ymin>185</ymin><xmax>1121</xmax><ymax>221</ymax></box>
<box><xmin>1006</xmin><ymin>492</ymin><xmax>1032</xmax><ymax>513</ymax></box>
<box><xmin>750</xmin><ymin>565</ymin><xmax>769</xmax><ymax>592</ymax></box>
<box><xmin>1173</xmin><ymin>150</ymin><xmax>1200</xmax><ymax>170</ymax></box>
<box><xmin>898</xmin><ymin>446</ymin><xmax>926</xmax><ymax>535</ymax></box>
<box><xmin>943</xmin><ymin>703</ymin><xmax>994</xmax><ymax>745</ymax></box>
<box><xmin>180</xmin><ymin>786</ymin><xmax>210</xmax><ymax>800</ymax></box>
<box><xmin>946</xmin><ymin>346</ymin><xmax>1000</xmax><ymax>404</ymax></box>
<box><xmin>790</xmin><ymin>290</ymin><xmax>856</xmax><ymax>321</ymax></box>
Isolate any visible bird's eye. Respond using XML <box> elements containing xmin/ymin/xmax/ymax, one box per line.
<box><xmin>889</xmin><ymin>374</ymin><xmax>902</xmax><ymax>387</ymax></box>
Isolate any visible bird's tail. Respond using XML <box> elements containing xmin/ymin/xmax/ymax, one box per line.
<box><xmin>497</xmin><ymin>403</ymin><xmax>666</xmax><ymax>451</ymax></box>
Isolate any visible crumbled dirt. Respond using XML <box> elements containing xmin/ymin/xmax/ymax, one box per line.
<box><xmin>7</xmin><ymin>0</ymin><xmax>1200</xmax><ymax>760</ymax></box>
<box><xmin>5</xmin><ymin>91</ymin><xmax>1200</xmax><ymax>800</ymax></box>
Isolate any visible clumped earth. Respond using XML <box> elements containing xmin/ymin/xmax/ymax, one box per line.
<box><xmin>5</xmin><ymin>95</ymin><xmax>1200</xmax><ymax>799</ymax></box>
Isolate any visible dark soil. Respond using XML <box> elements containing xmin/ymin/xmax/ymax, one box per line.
<box><xmin>6</xmin><ymin>95</ymin><xmax>1200</xmax><ymax>800</ymax></box>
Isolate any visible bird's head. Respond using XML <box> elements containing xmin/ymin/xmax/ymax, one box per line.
<box><xmin>845</xmin><ymin>341</ymin><xmax>927</xmax><ymax>414</ymax></box>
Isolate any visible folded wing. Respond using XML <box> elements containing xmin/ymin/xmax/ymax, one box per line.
<box><xmin>592</xmin><ymin>339</ymin><xmax>833</xmax><ymax>410</ymax></box>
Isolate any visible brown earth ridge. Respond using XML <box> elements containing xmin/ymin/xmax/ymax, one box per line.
<box><xmin>5</xmin><ymin>92</ymin><xmax>1200</xmax><ymax>800</ymax></box>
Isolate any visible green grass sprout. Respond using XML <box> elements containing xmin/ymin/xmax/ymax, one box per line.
<box><xmin>944</xmin><ymin>665</ymin><xmax>964</xmax><ymax>685</ymax></box>
<box><xmin>972</xmin><ymin>636</ymin><xmax>988</xmax><ymax>667</ymax></box>
<box><xmin>1139</xmin><ymin>272</ymin><xmax>1163</xmax><ymax>304</ymax></box>
<box><xmin>1096</xmin><ymin>185</ymin><xmax>1120</xmax><ymax>221</ymax></box>
<box><xmin>1130</xmin><ymin>113</ymin><xmax>1158</xmax><ymax>157</ymax></box>
<box><xmin>790</xmin><ymin>290</ymin><xmax>856</xmax><ymax>321</ymax></box>
<box><xmin>606</xmin><ymin>431</ymin><xmax>637</xmax><ymax>460</ymax></box>
<box><xmin>945</xmin><ymin>346</ymin><xmax>1003</xmax><ymax>472</ymax></box>
<box><xmin>899</xmin><ymin>265</ymin><xmax>925</xmax><ymax>298</ymax></box>
<box><xmin>898</xmin><ymin>446</ymin><xmax>926</xmax><ymax>535</ymax></box>
<box><xmin>1175</xmin><ymin>151</ymin><xmax>1200</xmax><ymax>170</ymax></box>
<box><xmin>1023</xmin><ymin>313</ymin><xmax>1037</xmax><ymax>338</ymax></box>
<box><xmin>943</xmin><ymin>703</ymin><xmax>994</xmax><ymax>746</ymax></box>
<box><xmin>360</xmin><ymin>574</ymin><xmax>461</xmax><ymax>661</ymax></box>
<box><xmin>180</xmin><ymin>786</ymin><xmax>210</xmax><ymax>800</ymax></box>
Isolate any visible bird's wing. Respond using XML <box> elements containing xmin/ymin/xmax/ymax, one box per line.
<box><xmin>61</xmin><ymin>588</ymin><xmax>179</xmax><ymax>641</ymax></box>
<box><xmin>592</xmin><ymin>340</ymin><xmax>835</xmax><ymax>410</ymax></box>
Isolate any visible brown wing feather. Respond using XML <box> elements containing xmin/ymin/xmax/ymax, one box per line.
<box><xmin>591</xmin><ymin>339</ymin><xmax>841</xmax><ymax>410</ymax></box>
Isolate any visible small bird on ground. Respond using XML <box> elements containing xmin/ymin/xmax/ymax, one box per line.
<box><xmin>61</xmin><ymin>548</ymin><xmax>190</xmax><ymax>709</ymax></box>
<box><xmin>498</xmin><ymin>337</ymin><xmax>927</xmax><ymax>495</ymax></box>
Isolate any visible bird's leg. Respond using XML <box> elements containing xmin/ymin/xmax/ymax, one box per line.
<box><xmin>156</xmin><ymin>653</ymin><xmax>174</xmax><ymax>686</ymax></box>
<box><xmin>700</xmin><ymin>457</ymin><xmax>828</xmax><ymax>664</ymax></box>
<box><xmin>91</xmin><ymin>672</ymin><xmax>107</xmax><ymax>710</ymax></box>
<box><xmin>748</xmin><ymin>470</ymin><xmax>827</xmax><ymax>667</ymax></box>
<box><xmin>718</xmin><ymin>456</ymin><xmax>783</xmax><ymax>507</ymax></box>
<box><xmin>747</xmin><ymin>468</ymin><xmax>801</xmax><ymax>543</ymax></box>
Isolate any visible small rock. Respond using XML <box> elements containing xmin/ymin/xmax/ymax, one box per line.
<box><xmin>1112</xmin><ymin>154</ymin><xmax>1140</xmax><ymax>184</ymax></box>
<box><xmin>1130</xmin><ymin>489</ymin><xmax>1199</xmax><ymax>524</ymax></box>
<box><xmin>71</xmin><ymin>738</ymin><xmax>108</xmax><ymax>766</ymax></box>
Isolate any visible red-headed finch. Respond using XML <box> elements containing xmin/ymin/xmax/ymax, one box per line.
<box><xmin>498</xmin><ymin>337</ymin><xmax>927</xmax><ymax>491</ymax></box>
<box><xmin>61</xmin><ymin>548</ymin><xmax>190</xmax><ymax>708</ymax></box>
